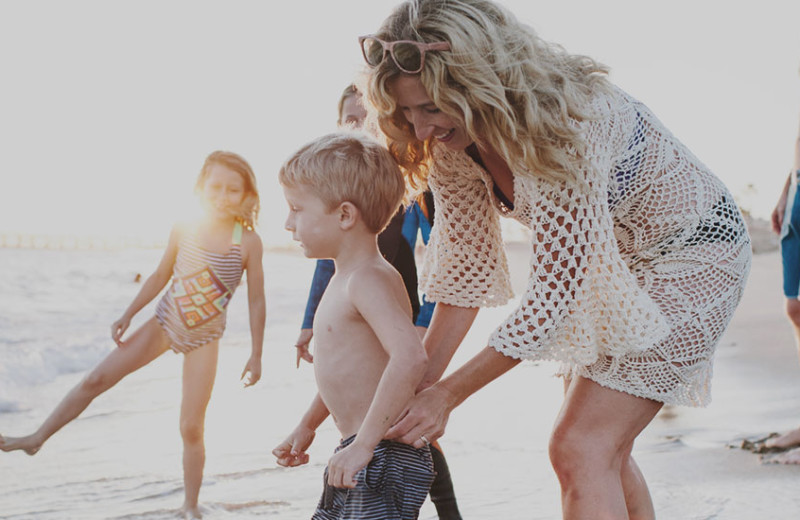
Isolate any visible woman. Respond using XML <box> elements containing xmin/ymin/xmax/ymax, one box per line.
<box><xmin>358</xmin><ymin>1</ymin><xmax>752</xmax><ymax>518</ymax></box>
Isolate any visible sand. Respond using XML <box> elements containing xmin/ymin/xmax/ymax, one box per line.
<box><xmin>2</xmin><ymin>244</ymin><xmax>800</xmax><ymax>519</ymax></box>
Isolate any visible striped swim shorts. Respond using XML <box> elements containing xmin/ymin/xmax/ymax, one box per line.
<box><xmin>312</xmin><ymin>435</ymin><xmax>435</xmax><ymax>520</ymax></box>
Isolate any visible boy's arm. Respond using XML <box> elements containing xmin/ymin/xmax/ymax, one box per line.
<box><xmin>272</xmin><ymin>393</ymin><xmax>330</xmax><ymax>467</ymax></box>
<box><xmin>242</xmin><ymin>231</ymin><xmax>265</xmax><ymax>386</ymax></box>
<box><xmin>111</xmin><ymin>224</ymin><xmax>181</xmax><ymax>345</ymax></box>
<box><xmin>325</xmin><ymin>267</ymin><xmax>428</xmax><ymax>488</ymax></box>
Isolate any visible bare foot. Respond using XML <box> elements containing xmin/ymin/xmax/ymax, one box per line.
<box><xmin>763</xmin><ymin>446</ymin><xmax>800</xmax><ymax>465</ymax></box>
<box><xmin>0</xmin><ymin>434</ymin><xmax>42</xmax><ymax>455</ymax></box>
<box><xmin>764</xmin><ymin>427</ymin><xmax>800</xmax><ymax>451</ymax></box>
<box><xmin>180</xmin><ymin>504</ymin><xmax>203</xmax><ymax>520</ymax></box>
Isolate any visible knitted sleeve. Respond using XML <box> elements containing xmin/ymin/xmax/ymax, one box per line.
<box><xmin>419</xmin><ymin>145</ymin><xmax>514</xmax><ymax>308</ymax></box>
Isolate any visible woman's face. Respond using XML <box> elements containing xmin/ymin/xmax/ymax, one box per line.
<box><xmin>390</xmin><ymin>75</ymin><xmax>471</xmax><ymax>150</ymax></box>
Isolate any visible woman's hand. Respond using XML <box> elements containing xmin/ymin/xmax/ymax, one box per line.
<box><xmin>385</xmin><ymin>383</ymin><xmax>455</xmax><ymax>449</ymax></box>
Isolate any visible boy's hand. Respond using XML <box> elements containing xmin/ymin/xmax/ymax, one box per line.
<box><xmin>241</xmin><ymin>355</ymin><xmax>262</xmax><ymax>387</ymax></box>
<box><xmin>294</xmin><ymin>329</ymin><xmax>314</xmax><ymax>367</ymax></box>
<box><xmin>326</xmin><ymin>441</ymin><xmax>373</xmax><ymax>489</ymax></box>
<box><xmin>272</xmin><ymin>425</ymin><xmax>315</xmax><ymax>467</ymax></box>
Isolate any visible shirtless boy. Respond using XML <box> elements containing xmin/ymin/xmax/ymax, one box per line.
<box><xmin>273</xmin><ymin>131</ymin><xmax>434</xmax><ymax>519</ymax></box>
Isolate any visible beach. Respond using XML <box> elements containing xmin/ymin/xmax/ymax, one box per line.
<box><xmin>1</xmin><ymin>240</ymin><xmax>799</xmax><ymax>519</ymax></box>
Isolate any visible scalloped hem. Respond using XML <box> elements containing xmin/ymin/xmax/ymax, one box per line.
<box><xmin>489</xmin><ymin>342</ymin><xmax>711</xmax><ymax>407</ymax></box>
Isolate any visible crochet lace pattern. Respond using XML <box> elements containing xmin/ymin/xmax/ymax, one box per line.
<box><xmin>420</xmin><ymin>85</ymin><xmax>752</xmax><ymax>406</ymax></box>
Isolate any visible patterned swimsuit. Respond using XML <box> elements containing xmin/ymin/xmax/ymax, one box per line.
<box><xmin>155</xmin><ymin>222</ymin><xmax>244</xmax><ymax>353</ymax></box>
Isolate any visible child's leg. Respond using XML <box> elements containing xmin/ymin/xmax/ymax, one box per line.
<box><xmin>179</xmin><ymin>340</ymin><xmax>219</xmax><ymax>517</ymax></box>
<box><xmin>0</xmin><ymin>317</ymin><xmax>170</xmax><ymax>455</ymax></box>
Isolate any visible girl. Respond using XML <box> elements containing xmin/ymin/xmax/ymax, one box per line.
<box><xmin>0</xmin><ymin>151</ymin><xmax>266</xmax><ymax>519</ymax></box>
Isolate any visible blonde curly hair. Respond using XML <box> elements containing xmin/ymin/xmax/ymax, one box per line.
<box><xmin>360</xmin><ymin>0</ymin><xmax>611</xmax><ymax>189</ymax></box>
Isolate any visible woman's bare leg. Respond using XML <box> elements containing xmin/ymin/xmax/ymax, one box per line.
<box><xmin>550</xmin><ymin>376</ymin><xmax>662</xmax><ymax>520</ymax></box>
<box><xmin>0</xmin><ymin>318</ymin><xmax>169</xmax><ymax>455</ymax></box>
<box><xmin>179</xmin><ymin>340</ymin><xmax>219</xmax><ymax>519</ymax></box>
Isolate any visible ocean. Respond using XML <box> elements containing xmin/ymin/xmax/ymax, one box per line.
<box><xmin>1</xmin><ymin>246</ymin><xmax>800</xmax><ymax>519</ymax></box>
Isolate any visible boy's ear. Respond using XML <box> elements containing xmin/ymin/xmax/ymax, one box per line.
<box><xmin>338</xmin><ymin>201</ymin><xmax>359</xmax><ymax>230</ymax></box>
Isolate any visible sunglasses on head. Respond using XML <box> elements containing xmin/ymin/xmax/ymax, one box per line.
<box><xmin>359</xmin><ymin>35</ymin><xmax>450</xmax><ymax>74</ymax></box>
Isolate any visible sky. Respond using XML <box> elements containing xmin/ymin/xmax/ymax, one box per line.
<box><xmin>1</xmin><ymin>0</ymin><xmax>799</xmax><ymax>247</ymax></box>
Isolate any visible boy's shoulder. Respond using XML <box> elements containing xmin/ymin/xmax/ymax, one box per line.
<box><xmin>344</xmin><ymin>258</ymin><xmax>402</xmax><ymax>301</ymax></box>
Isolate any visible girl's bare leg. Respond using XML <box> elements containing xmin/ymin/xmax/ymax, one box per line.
<box><xmin>179</xmin><ymin>340</ymin><xmax>219</xmax><ymax>519</ymax></box>
<box><xmin>550</xmin><ymin>375</ymin><xmax>661</xmax><ymax>520</ymax></box>
<box><xmin>0</xmin><ymin>318</ymin><xmax>169</xmax><ymax>455</ymax></box>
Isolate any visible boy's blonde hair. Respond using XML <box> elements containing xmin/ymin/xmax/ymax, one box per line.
<box><xmin>196</xmin><ymin>150</ymin><xmax>260</xmax><ymax>230</ymax></box>
<box><xmin>279</xmin><ymin>132</ymin><xmax>405</xmax><ymax>234</ymax></box>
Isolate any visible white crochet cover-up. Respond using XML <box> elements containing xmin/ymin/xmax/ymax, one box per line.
<box><xmin>420</xmin><ymin>85</ymin><xmax>752</xmax><ymax>407</ymax></box>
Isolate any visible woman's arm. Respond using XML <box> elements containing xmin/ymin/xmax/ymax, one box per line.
<box><xmin>387</xmin><ymin>345</ymin><xmax>520</xmax><ymax>446</ymax></box>
<box><xmin>418</xmin><ymin>302</ymin><xmax>479</xmax><ymax>389</ymax></box>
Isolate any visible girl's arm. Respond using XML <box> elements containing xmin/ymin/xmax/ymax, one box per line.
<box><xmin>111</xmin><ymin>225</ymin><xmax>181</xmax><ymax>345</ymax></box>
<box><xmin>241</xmin><ymin>230</ymin><xmax>266</xmax><ymax>387</ymax></box>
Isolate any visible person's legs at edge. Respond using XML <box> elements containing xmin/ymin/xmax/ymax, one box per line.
<box><xmin>767</xmin><ymin>226</ymin><xmax>800</xmax><ymax>450</ymax></box>
<box><xmin>766</xmin><ymin>297</ymin><xmax>800</xmax><ymax>449</ymax></box>
<box><xmin>550</xmin><ymin>375</ymin><xmax>662</xmax><ymax>520</ymax></box>
<box><xmin>428</xmin><ymin>442</ymin><xmax>462</xmax><ymax>519</ymax></box>
<box><xmin>0</xmin><ymin>317</ymin><xmax>170</xmax><ymax>455</ymax></box>
<box><xmin>179</xmin><ymin>340</ymin><xmax>219</xmax><ymax>519</ymax></box>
